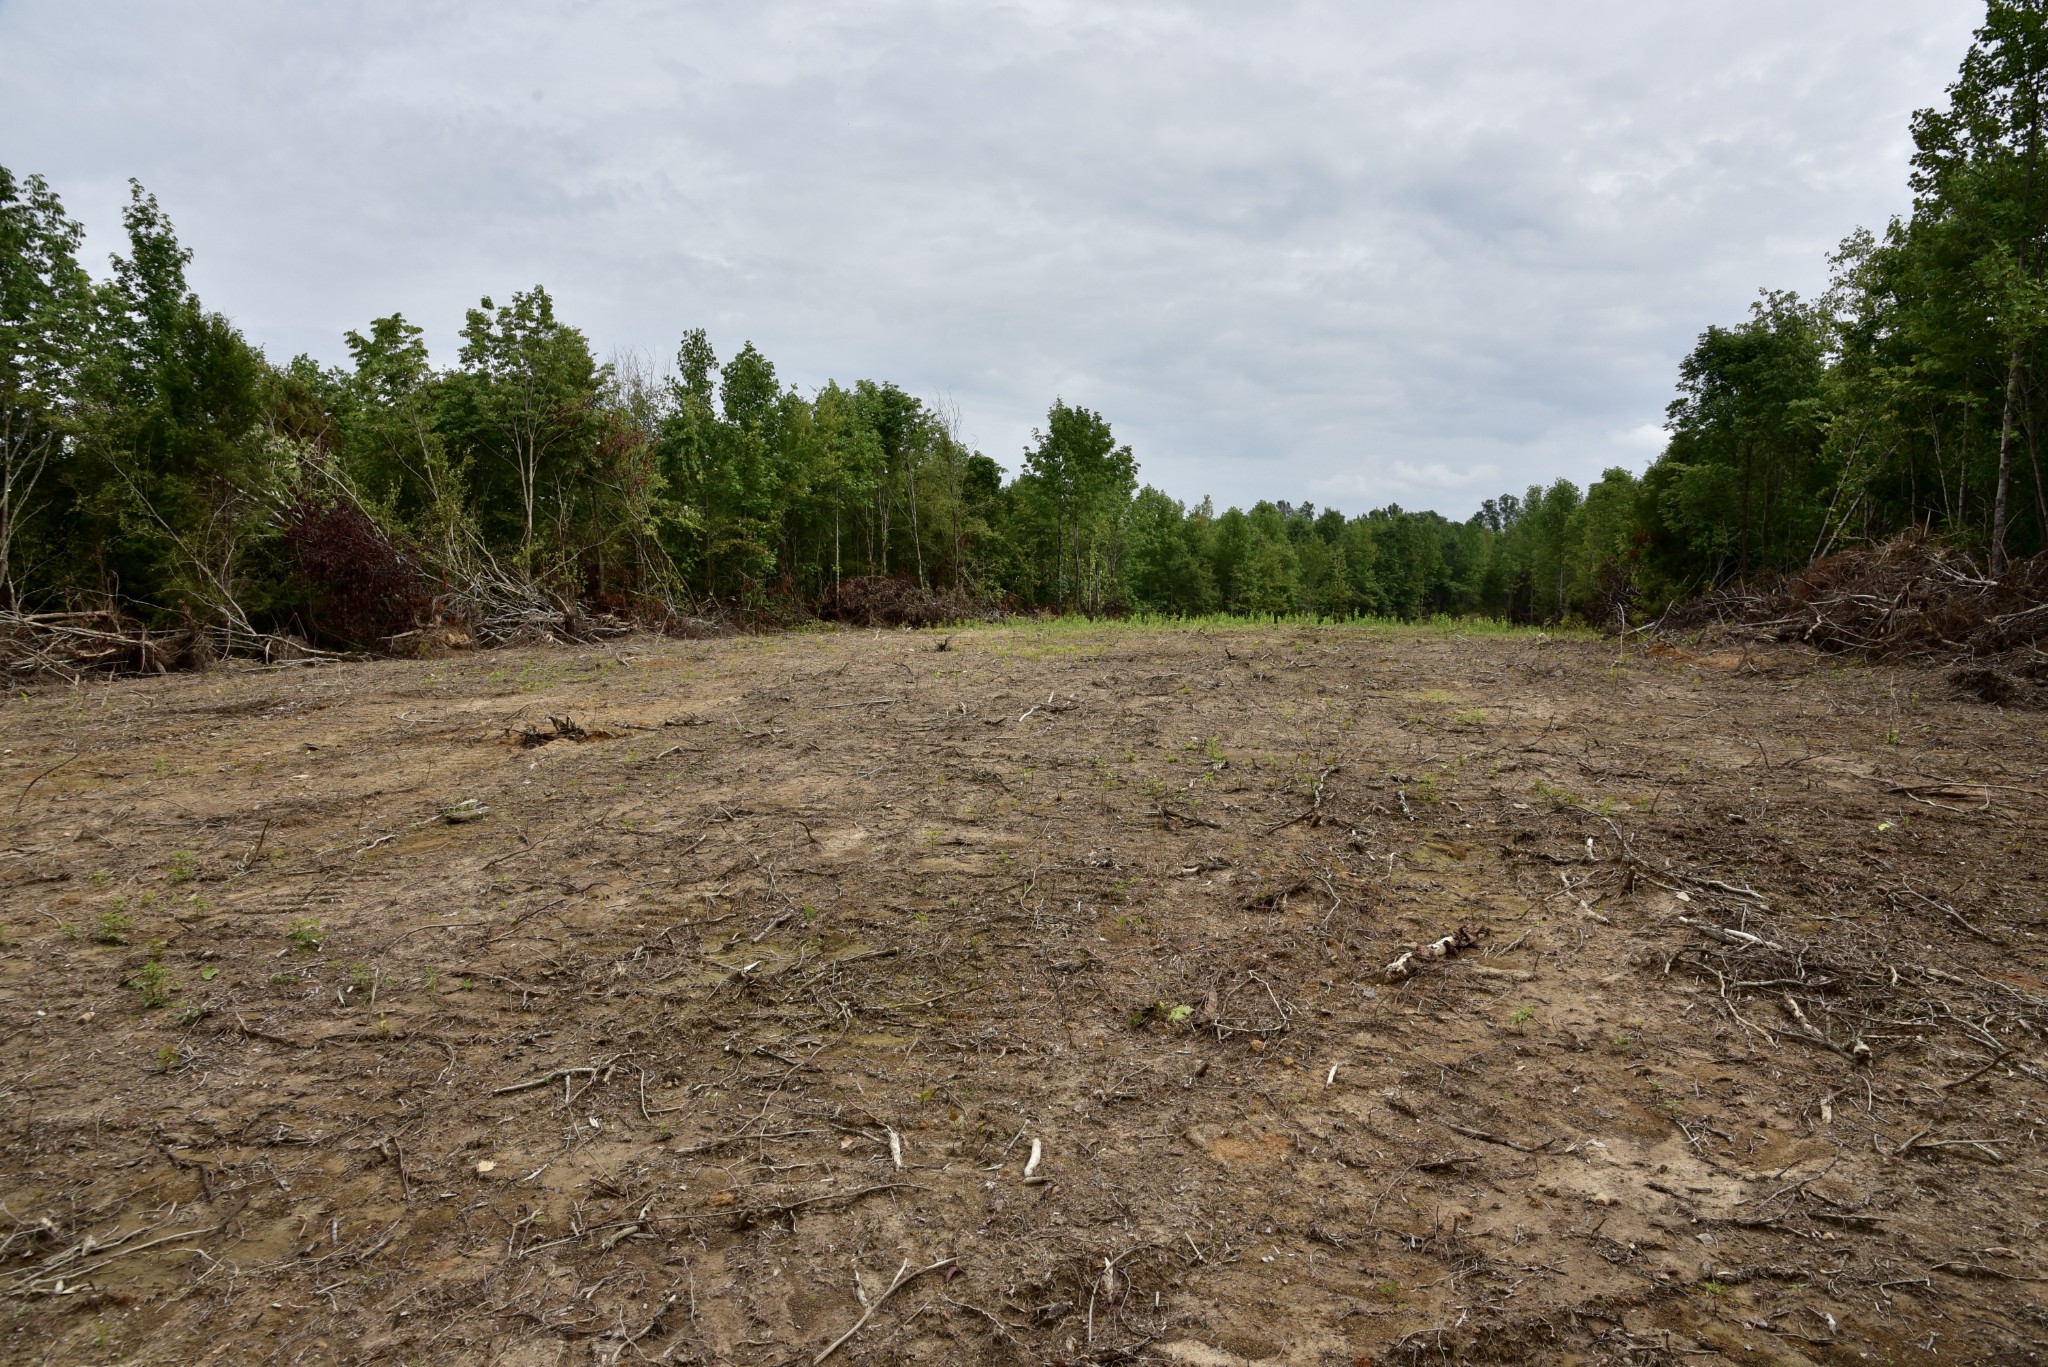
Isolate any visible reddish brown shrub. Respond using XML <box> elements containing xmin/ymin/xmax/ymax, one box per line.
<box><xmin>284</xmin><ymin>495</ymin><xmax>434</xmax><ymax>649</ymax></box>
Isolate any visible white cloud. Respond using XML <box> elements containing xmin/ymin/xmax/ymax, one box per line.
<box><xmin>1617</xmin><ymin>423</ymin><xmax>1670</xmax><ymax>452</ymax></box>
<box><xmin>0</xmin><ymin>0</ymin><xmax>1981</xmax><ymax>516</ymax></box>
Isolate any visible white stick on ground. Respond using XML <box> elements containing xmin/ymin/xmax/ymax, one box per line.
<box><xmin>1022</xmin><ymin>1138</ymin><xmax>1044</xmax><ymax>1182</ymax></box>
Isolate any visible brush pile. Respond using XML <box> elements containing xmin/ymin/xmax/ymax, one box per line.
<box><xmin>437</xmin><ymin>561</ymin><xmax>636</xmax><ymax>647</ymax></box>
<box><xmin>816</xmin><ymin>575</ymin><xmax>998</xmax><ymax>628</ymax></box>
<box><xmin>0</xmin><ymin>610</ymin><xmax>321</xmax><ymax>681</ymax></box>
<box><xmin>1662</xmin><ymin>534</ymin><xmax>2048</xmax><ymax>703</ymax></box>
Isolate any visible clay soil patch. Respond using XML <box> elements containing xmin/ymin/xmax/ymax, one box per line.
<box><xmin>2</xmin><ymin>624</ymin><xmax>2045</xmax><ymax>1364</ymax></box>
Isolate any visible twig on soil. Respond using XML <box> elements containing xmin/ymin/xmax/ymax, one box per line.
<box><xmin>379</xmin><ymin>920</ymin><xmax>487</xmax><ymax>948</ymax></box>
<box><xmin>12</xmin><ymin>752</ymin><xmax>77</xmax><ymax>813</ymax></box>
<box><xmin>451</xmin><ymin>967</ymin><xmax>554</xmax><ymax>1002</ymax></box>
<box><xmin>1677</xmin><ymin>916</ymin><xmax>1784</xmax><ymax>952</ymax></box>
<box><xmin>813</xmin><ymin>1256</ymin><xmax>957</xmax><ymax>1364</ymax></box>
<box><xmin>492</xmin><ymin>1053</ymin><xmax>626</xmax><ymax>1095</ymax></box>
<box><xmin>1937</xmin><ymin>1049</ymin><xmax>2013</xmax><ymax>1091</ymax></box>
<box><xmin>8</xmin><ymin>1226</ymin><xmax>212</xmax><ymax>1293</ymax></box>
<box><xmin>1896</xmin><ymin>881</ymin><xmax>2004</xmax><ymax>944</ymax></box>
<box><xmin>1267</xmin><ymin>765</ymin><xmax>1342</xmax><ymax>833</ymax></box>
<box><xmin>941</xmin><ymin>1296</ymin><xmax>1029</xmax><ymax>1351</ymax></box>
<box><xmin>1440</xmin><ymin>1121</ymin><xmax>1560</xmax><ymax>1155</ymax></box>
<box><xmin>1366</xmin><ymin>1159</ymin><xmax>1422</xmax><ymax>1224</ymax></box>
<box><xmin>690</xmin><ymin>1182</ymin><xmax>922</xmax><ymax>1229</ymax></box>
<box><xmin>231</xmin><ymin>1015</ymin><xmax>313</xmax><ymax>1050</ymax></box>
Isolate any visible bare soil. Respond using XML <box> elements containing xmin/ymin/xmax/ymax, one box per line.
<box><xmin>2</xmin><ymin>623</ymin><xmax>2045</xmax><ymax>1366</ymax></box>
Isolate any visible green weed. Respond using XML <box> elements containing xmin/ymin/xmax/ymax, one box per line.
<box><xmin>131</xmin><ymin>944</ymin><xmax>174</xmax><ymax>1009</ymax></box>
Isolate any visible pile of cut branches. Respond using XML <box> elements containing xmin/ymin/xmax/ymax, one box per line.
<box><xmin>0</xmin><ymin>610</ymin><xmax>182</xmax><ymax>679</ymax></box>
<box><xmin>440</xmin><ymin>559</ymin><xmax>636</xmax><ymax>647</ymax></box>
<box><xmin>816</xmin><ymin>575</ymin><xmax>999</xmax><ymax>628</ymax></box>
<box><xmin>0</xmin><ymin>610</ymin><xmax>322</xmax><ymax>681</ymax></box>
<box><xmin>1662</xmin><ymin>534</ymin><xmax>2048</xmax><ymax>701</ymax></box>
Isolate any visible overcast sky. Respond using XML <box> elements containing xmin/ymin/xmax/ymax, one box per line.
<box><xmin>0</xmin><ymin>0</ymin><xmax>1986</xmax><ymax>515</ymax></box>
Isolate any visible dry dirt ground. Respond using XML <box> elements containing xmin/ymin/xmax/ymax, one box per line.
<box><xmin>2</xmin><ymin>622</ymin><xmax>2046</xmax><ymax>1366</ymax></box>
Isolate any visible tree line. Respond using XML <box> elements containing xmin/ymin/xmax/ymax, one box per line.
<box><xmin>0</xmin><ymin>171</ymin><xmax>1533</xmax><ymax>641</ymax></box>
<box><xmin>2</xmin><ymin>2</ymin><xmax>2045</xmax><ymax>648</ymax></box>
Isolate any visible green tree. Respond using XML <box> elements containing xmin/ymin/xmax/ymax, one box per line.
<box><xmin>1017</xmin><ymin>400</ymin><xmax>1136</xmax><ymax>612</ymax></box>
<box><xmin>70</xmin><ymin>181</ymin><xmax>275</xmax><ymax>632</ymax></box>
<box><xmin>1653</xmin><ymin>292</ymin><xmax>1829</xmax><ymax>583</ymax></box>
<box><xmin>0</xmin><ymin>166</ymin><xmax>92</xmax><ymax>604</ymax></box>
<box><xmin>455</xmin><ymin>287</ymin><xmax>603</xmax><ymax>575</ymax></box>
<box><xmin>1909</xmin><ymin>0</ymin><xmax>2048</xmax><ymax>569</ymax></box>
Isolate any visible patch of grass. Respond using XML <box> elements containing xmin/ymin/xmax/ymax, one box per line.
<box><xmin>95</xmin><ymin>907</ymin><xmax>131</xmax><ymax>945</ymax></box>
<box><xmin>1506</xmin><ymin>1006</ymin><xmax>1534</xmax><ymax>1028</ymax></box>
<box><xmin>948</xmin><ymin>611</ymin><xmax>1588</xmax><ymax>638</ymax></box>
<box><xmin>288</xmin><ymin>919</ymin><xmax>324</xmax><ymax>953</ymax></box>
<box><xmin>166</xmin><ymin>849</ymin><xmax>198</xmax><ymax>883</ymax></box>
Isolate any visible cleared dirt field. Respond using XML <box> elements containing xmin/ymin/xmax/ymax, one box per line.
<box><xmin>2</xmin><ymin>622</ymin><xmax>2045</xmax><ymax>1366</ymax></box>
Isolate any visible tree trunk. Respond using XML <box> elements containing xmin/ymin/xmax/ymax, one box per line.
<box><xmin>2026</xmin><ymin>397</ymin><xmax>2048</xmax><ymax>550</ymax></box>
<box><xmin>906</xmin><ymin>454</ymin><xmax>926</xmax><ymax>590</ymax></box>
<box><xmin>1993</xmin><ymin>344</ymin><xmax>2021</xmax><ymax>575</ymax></box>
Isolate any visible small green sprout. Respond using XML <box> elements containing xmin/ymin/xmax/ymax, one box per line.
<box><xmin>132</xmin><ymin>944</ymin><xmax>174</xmax><ymax>1008</ymax></box>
